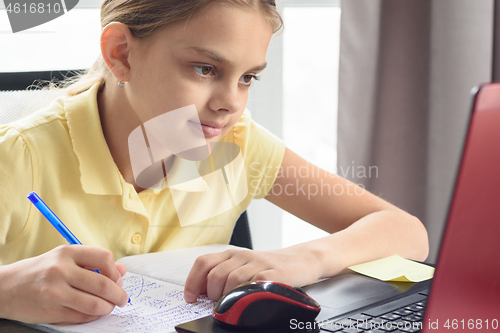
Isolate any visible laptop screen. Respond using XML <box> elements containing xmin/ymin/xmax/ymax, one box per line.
<box><xmin>422</xmin><ymin>83</ymin><xmax>500</xmax><ymax>330</ymax></box>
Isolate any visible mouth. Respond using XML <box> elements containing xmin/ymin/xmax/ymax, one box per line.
<box><xmin>189</xmin><ymin>120</ymin><xmax>226</xmax><ymax>137</ymax></box>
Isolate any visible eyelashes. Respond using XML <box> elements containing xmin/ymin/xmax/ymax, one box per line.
<box><xmin>193</xmin><ymin>65</ymin><xmax>214</xmax><ymax>76</ymax></box>
<box><xmin>192</xmin><ymin>65</ymin><xmax>261</xmax><ymax>86</ymax></box>
<box><xmin>239</xmin><ymin>74</ymin><xmax>261</xmax><ymax>85</ymax></box>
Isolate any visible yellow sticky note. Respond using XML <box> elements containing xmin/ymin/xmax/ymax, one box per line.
<box><xmin>348</xmin><ymin>255</ymin><xmax>434</xmax><ymax>282</ymax></box>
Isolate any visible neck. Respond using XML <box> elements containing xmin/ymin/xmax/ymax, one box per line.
<box><xmin>98</xmin><ymin>82</ymin><xmax>144</xmax><ymax>193</ymax></box>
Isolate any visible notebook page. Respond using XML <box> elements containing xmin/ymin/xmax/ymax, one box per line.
<box><xmin>116</xmin><ymin>244</ymin><xmax>244</xmax><ymax>286</ymax></box>
<box><xmin>36</xmin><ymin>272</ymin><xmax>215</xmax><ymax>333</ymax></box>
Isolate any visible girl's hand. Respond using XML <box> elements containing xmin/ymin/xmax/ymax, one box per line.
<box><xmin>0</xmin><ymin>245</ymin><xmax>128</xmax><ymax>324</ymax></box>
<box><xmin>183</xmin><ymin>245</ymin><xmax>325</xmax><ymax>302</ymax></box>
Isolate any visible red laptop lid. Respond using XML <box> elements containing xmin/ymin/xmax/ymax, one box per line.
<box><xmin>422</xmin><ymin>83</ymin><xmax>500</xmax><ymax>330</ymax></box>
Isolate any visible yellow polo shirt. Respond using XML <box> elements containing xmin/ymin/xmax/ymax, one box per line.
<box><xmin>0</xmin><ymin>83</ymin><xmax>285</xmax><ymax>264</ymax></box>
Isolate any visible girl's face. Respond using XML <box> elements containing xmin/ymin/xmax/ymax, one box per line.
<box><xmin>126</xmin><ymin>3</ymin><xmax>274</xmax><ymax>142</ymax></box>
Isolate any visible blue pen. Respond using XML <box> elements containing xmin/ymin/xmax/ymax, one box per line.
<box><xmin>27</xmin><ymin>191</ymin><xmax>131</xmax><ymax>304</ymax></box>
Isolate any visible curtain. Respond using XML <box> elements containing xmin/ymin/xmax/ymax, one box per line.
<box><xmin>338</xmin><ymin>0</ymin><xmax>496</xmax><ymax>263</ymax></box>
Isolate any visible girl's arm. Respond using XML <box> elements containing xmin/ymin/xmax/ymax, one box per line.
<box><xmin>184</xmin><ymin>147</ymin><xmax>429</xmax><ymax>302</ymax></box>
<box><xmin>266</xmin><ymin>147</ymin><xmax>429</xmax><ymax>268</ymax></box>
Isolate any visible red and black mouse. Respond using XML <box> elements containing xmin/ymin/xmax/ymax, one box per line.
<box><xmin>212</xmin><ymin>281</ymin><xmax>321</xmax><ymax>329</ymax></box>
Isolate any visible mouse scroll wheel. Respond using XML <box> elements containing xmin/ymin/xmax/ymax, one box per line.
<box><xmin>293</xmin><ymin>286</ymin><xmax>307</xmax><ymax>295</ymax></box>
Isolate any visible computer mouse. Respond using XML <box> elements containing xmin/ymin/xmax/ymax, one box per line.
<box><xmin>212</xmin><ymin>281</ymin><xmax>321</xmax><ymax>329</ymax></box>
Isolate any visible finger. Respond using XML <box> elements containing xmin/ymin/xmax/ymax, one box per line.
<box><xmin>67</xmin><ymin>265</ymin><xmax>129</xmax><ymax>307</ymax></box>
<box><xmin>221</xmin><ymin>262</ymin><xmax>263</xmax><ymax>297</ymax></box>
<box><xmin>251</xmin><ymin>269</ymin><xmax>279</xmax><ymax>284</ymax></box>
<box><xmin>115</xmin><ymin>263</ymin><xmax>127</xmax><ymax>277</ymax></box>
<box><xmin>50</xmin><ymin>306</ymin><xmax>100</xmax><ymax>325</ymax></box>
<box><xmin>59</xmin><ymin>285</ymin><xmax>117</xmax><ymax>318</ymax></box>
<box><xmin>49</xmin><ymin>307</ymin><xmax>100</xmax><ymax>325</ymax></box>
<box><xmin>206</xmin><ymin>257</ymin><xmax>249</xmax><ymax>301</ymax></box>
<box><xmin>199</xmin><ymin>279</ymin><xmax>208</xmax><ymax>295</ymax></box>
<box><xmin>115</xmin><ymin>263</ymin><xmax>127</xmax><ymax>287</ymax></box>
<box><xmin>184</xmin><ymin>251</ymin><xmax>233</xmax><ymax>303</ymax></box>
<box><xmin>60</xmin><ymin>245</ymin><xmax>122</xmax><ymax>284</ymax></box>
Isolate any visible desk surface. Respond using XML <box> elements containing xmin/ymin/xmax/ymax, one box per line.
<box><xmin>1</xmin><ymin>272</ymin><xmax>432</xmax><ymax>333</ymax></box>
<box><xmin>0</xmin><ymin>319</ymin><xmax>40</xmax><ymax>332</ymax></box>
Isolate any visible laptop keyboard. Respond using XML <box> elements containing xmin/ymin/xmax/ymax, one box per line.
<box><xmin>319</xmin><ymin>292</ymin><xmax>428</xmax><ymax>333</ymax></box>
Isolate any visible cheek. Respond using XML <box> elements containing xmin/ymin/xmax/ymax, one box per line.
<box><xmin>155</xmin><ymin>74</ymin><xmax>212</xmax><ymax>113</ymax></box>
<box><xmin>135</xmin><ymin>61</ymin><xmax>203</xmax><ymax>113</ymax></box>
<box><xmin>134</xmin><ymin>79</ymin><xmax>209</xmax><ymax>122</ymax></box>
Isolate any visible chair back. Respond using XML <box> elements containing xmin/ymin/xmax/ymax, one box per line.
<box><xmin>0</xmin><ymin>70</ymin><xmax>81</xmax><ymax>125</ymax></box>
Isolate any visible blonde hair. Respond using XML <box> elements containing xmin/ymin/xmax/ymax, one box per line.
<box><xmin>60</xmin><ymin>0</ymin><xmax>283</xmax><ymax>96</ymax></box>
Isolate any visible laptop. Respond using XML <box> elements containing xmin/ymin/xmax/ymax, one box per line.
<box><xmin>176</xmin><ymin>82</ymin><xmax>500</xmax><ymax>333</ymax></box>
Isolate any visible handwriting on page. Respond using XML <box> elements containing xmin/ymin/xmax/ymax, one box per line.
<box><xmin>51</xmin><ymin>272</ymin><xmax>214</xmax><ymax>333</ymax></box>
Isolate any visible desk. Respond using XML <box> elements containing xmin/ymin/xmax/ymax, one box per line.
<box><xmin>1</xmin><ymin>273</ymin><xmax>432</xmax><ymax>333</ymax></box>
<box><xmin>0</xmin><ymin>319</ymin><xmax>40</xmax><ymax>332</ymax></box>
<box><xmin>177</xmin><ymin>273</ymin><xmax>432</xmax><ymax>333</ymax></box>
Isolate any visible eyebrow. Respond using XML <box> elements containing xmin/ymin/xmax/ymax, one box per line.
<box><xmin>187</xmin><ymin>46</ymin><xmax>268</xmax><ymax>72</ymax></box>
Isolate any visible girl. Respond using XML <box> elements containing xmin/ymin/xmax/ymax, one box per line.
<box><xmin>0</xmin><ymin>0</ymin><xmax>428</xmax><ymax>325</ymax></box>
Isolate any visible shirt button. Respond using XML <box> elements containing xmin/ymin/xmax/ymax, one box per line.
<box><xmin>131</xmin><ymin>233</ymin><xmax>142</xmax><ymax>244</ymax></box>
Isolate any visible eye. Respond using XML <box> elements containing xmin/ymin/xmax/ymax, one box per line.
<box><xmin>239</xmin><ymin>74</ymin><xmax>260</xmax><ymax>86</ymax></box>
<box><xmin>193</xmin><ymin>65</ymin><xmax>215</xmax><ymax>77</ymax></box>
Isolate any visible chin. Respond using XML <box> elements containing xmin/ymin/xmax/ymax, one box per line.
<box><xmin>205</xmin><ymin>136</ymin><xmax>221</xmax><ymax>143</ymax></box>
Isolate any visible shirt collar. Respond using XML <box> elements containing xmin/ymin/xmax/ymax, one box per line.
<box><xmin>65</xmin><ymin>83</ymin><xmax>123</xmax><ymax>195</ymax></box>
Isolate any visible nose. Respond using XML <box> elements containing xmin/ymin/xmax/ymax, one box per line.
<box><xmin>208</xmin><ymin>80</ymin><xmax>244</xmax><ymax>114</ymax></box>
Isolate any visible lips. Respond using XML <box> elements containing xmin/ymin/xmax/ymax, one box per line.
<box><xmin>189</xmin><ymin>120</ymin><xmax>226</xmax><ymax>137</ymax></box>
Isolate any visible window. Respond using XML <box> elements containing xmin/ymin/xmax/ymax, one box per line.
<box><xmin>246</xmin><ymin>1</ymin><xmax>341</xmax><ymax>250</ymax></box>
<box><xmin>0</xmin><ymin>4</ymin><xmax>101</xmax><ymax>72</ymax></box>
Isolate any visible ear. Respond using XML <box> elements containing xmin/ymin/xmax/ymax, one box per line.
<box><xmin>100</xmin><ymin>22</ymin><xmax>134</xmax><ymax>83</ymax></box>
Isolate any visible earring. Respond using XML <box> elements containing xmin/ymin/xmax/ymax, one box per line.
<box><xmin>118</xmin><ymin>79</ymin><xmax>125</xmax><ymax>88</ymax></box>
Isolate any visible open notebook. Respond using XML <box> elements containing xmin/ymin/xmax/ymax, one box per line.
<box><xmin>24</xmin><ymin>244</ymin><xmax>242</xmax><ymax>333</ymax></box>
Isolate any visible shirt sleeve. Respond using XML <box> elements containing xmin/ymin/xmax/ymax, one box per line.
<box><xmin>232</xmin><ymin>110</ymin><xmax>286</xmax><ymax>200</ymax></box>
<box><xmin>0</xmin><ymin>125</ymin><xmax>33</xmax><ymax>247</ymax></box>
